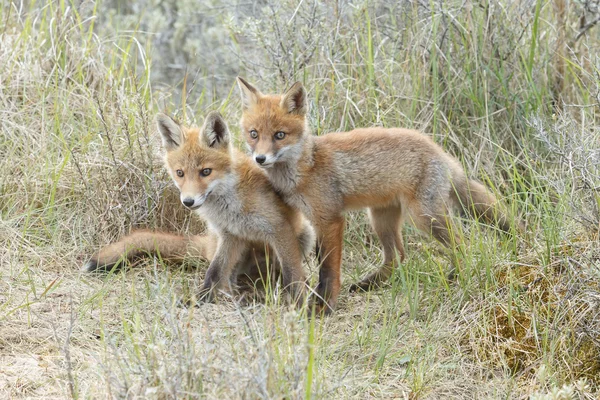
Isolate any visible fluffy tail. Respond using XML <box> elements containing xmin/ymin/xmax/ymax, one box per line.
<box><xmin>454</xmin><ymin>177</ymin><xmax>522</xmax><ymax>232</ymax></box>
<box><xmin>83</xmin><ymin>230</ymin><xmax>217</xmax><ymax>272</ymax></box>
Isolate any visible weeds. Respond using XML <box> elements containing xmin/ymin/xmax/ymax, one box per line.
<box><xmin>1</xmin><ymin>0</ymin><xmax>599</xmax><ymax>398</ymax></box>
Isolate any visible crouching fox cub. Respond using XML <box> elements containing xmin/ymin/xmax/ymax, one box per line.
<box><xmin>84</xmin><ymin>112</ymin><xmax>314</xmax><ymax>304</ymax></box>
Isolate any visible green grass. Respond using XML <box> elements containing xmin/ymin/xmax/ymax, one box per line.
<box><xmin>1</xmin><ymin>0</ymin><xmax>599</xmax><ymax>398</ymax></box>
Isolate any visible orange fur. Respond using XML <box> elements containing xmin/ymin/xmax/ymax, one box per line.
<box><xmin>237</xmin><ymin>78</ymin><xmax>521</xmax><ymax>313</ymax></box>
<box><xmin>157</xmin><ymin>111</ymin><xmax>313</xmax><ymax>303</ymax></box>
<box><xmin>84</xmin><ymin>112</ymin><xmax>315</xmax><ymax>304</ymax></box>
<box><xmin>84</xmin><ymin>230</ymin><xmax>217</xmax><ymax>272</ymax></box>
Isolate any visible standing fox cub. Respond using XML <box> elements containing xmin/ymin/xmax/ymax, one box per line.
<box><xmin>85</xmin><ymin>111</ymin><xmax>314</xmax><ymax>303</ymax></box>
<box><xmin>237</xmin><ymin>77</ymin><xmax>521</xmax><ymax>313</ymax></box>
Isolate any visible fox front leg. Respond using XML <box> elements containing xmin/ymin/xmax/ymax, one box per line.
<box><xmin>271</xmin><ymin>228</ymin><xmax>307</xmax><ymax>306</ymax></box>
<box><xmin>197</xmin><ymin>234</ymin><xmax>246</xmax><ymax>303</ymax></box>
<box><xmin>312</xmin><ymin>216</ymin><xmax>345</xmax><ymax>315</ymax></box>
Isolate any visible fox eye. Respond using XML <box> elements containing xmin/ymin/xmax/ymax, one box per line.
<box><xmin>274</xmin><ymin>131</ymin><xmax>285</xmax><ymax>140</ymax></box>
<box><xmin>200</xmin><ymin>168</ymin><xmax>212</xmax><ymax>177</ymax></box>
<box><xmin>249</xmin><ymin>130</ymin><xmax>258</xmax><ymax>139</ymax></box>
<box><xmin>176</xmin><ymin>169</ymin><xmax>184</xmax><ymax>177</ymax></box>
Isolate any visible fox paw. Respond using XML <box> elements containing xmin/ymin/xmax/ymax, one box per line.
<box><xmin>176</xmin><ymin>289</ymin><xmax>215</xmax><ymax>308</ymax></box>
<box><xmin>446</xmin><ymin>266</ymin><xmax>458</xmax><ymax>282</ymax></box>
<box><xmin>349</xmin><ymin>282</ymin><xmax>368</xmax><ymax>292</ymax></box>
<box><xmin>307</xmin><ymin>297</ymin><xmax>334</xmax><ymax>317</ymax></box>
<box><xmin>307</xmin><ymin>304</ymin><xmax>330</xmax><ymax>318</ymax></box>
<box><xmin>176</xmin><ymin>297</ymin><xmax>198</xmax><ymax>308</ymax></box>
<box><xmin>196</xmin><ymin>288</ymin><xmax>216</xmax><ymax>304</ymax></box>
<box><xmin>349</xmin><ymin>279</ymin><xmax>385</xmax><ymax>293</ymax></box>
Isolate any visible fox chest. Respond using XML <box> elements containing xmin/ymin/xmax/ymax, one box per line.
<box><xmin>280</xmin><ymin>191</ymin><xmax>313</xmax><ymax>221</ymax></box>
<box><xmin>198</xmin><ymin>205</ymin><xmax>273</xmax><ymax>240</ymax></box>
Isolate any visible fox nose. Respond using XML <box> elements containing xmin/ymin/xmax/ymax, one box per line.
<box><xmin>255</xmin><ymin>155</ymin><xmax>266</xmax><ymax>164</ymax></box>
<box><xmin>182</xmin><ymin>198</ymin><xmax>195</xmax><ymax>208</ymax></box>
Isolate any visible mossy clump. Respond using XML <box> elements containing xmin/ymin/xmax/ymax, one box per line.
<box><xmin>489</xmin><ymin>306</ymin><xmax>537</xmax><ymax>373</ymax></box>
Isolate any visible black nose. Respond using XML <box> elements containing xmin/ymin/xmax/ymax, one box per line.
<box><xmin>255</xmin><ymin>155</ymin><xmax>266</xmax><ymax>164</ymax></box>
<box><xmin>182</xmin><ymin>198</ymin><xmax>195</xmax><ymax>207</ymax></box>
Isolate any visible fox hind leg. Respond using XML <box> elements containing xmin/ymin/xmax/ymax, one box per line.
<box><xmin>410</xmin><ymin>203</ymin><xmax>463</xmax><ymax>279</ymax></box>
<box><xmin>350</xmin><ymin>205</ymin><xmax>406</xmax><ymax>292</ymax></box>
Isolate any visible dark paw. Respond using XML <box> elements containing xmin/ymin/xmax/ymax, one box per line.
<box><xmin>197</xmin><ymin>288</ymin><xmax>216</xmax><ymax>304</ymax></box>
<box><xmin>349</xmin><ymin>280</ymin><xmax>381</xmax><ymax>293</ymax></box>
<box><xmin>307</xmin><ymin>297</ymin><xmax>334</xmax><ymax>318</ymax></box>
<box><xmin>176</xmin><ymin>297</ymin><xmax>199</xmax><ymax>308</ymax></box>
<box><xmin>349</xmin><ymin>282</ymin><xmax>365</xmax><ymax>293</ymax></box>
<box><xmin>446</xmin><ymin>267</ymin><xmax>458</xmax><ymax>282</ymax></box>
<box><xmin>176</xmin><ymin>289</ymin><xmax>215</xmax><ymax>308</ymax></box>
<box><xmin>307</xmin><ymin>304</ymin><xmax>330</xmax><ymax>318</ymax></box>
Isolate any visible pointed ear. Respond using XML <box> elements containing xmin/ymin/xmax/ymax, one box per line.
<box><xmin>280</xmin><ymin>82</ymin><xmax>307</xmax><ymax>115</ymax></box>
<box><xmin>201</xmin><ymin>111</ymin><xmax>230</xmax><ymax>150</ymax></box>
<box><xmin>237</xmin><ymin>76</ymin><xmax>262</xmax><ymax>111</ymax></box>
<box><xmin>156</xmin><ymin>113</ymin><xmax>183</xmax><ymax>150</ymax></box>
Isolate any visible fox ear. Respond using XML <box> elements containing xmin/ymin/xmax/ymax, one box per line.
<box><xmin>156</xmin><ymin>113</ymin><xmax>183</xmax><ymax>150</ymax></box>
<box><xmin>280</xmin><ymin>82</ymin><xmax>307</xmax><ymax>115</ymax></box>
<box><xmin>201</xmin><ymin>111</ymin><xmax>230</xmax><ymax>150</ymax></box>
<box><xmin>237</xmin><ymin>76</ymin><xmax>261</xmax><ymax>111</ymax></box>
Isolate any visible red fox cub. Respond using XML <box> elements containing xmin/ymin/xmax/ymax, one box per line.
<box><xmin>84</xmin><ymin>111</ymin><xmax>314</xmax><ymax>303</ymax></box>
<box><xmin>237</xmin><ymin>77</ymin><xmax>521</xmax><ymax>313</ymax></box>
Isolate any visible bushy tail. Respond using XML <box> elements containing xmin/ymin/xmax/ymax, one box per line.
<box><xmin>83</xmin><ymin>230</ymin><xmax>217</xmax><ymax>272</ymax></box>
<box><xmin>454</xmin><ymin>177</ymin><xmax>522</xmax><ymax>232</ymax></box>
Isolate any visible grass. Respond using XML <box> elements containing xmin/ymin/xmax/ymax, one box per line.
<box><xmin>1</xmin><ymin>0</ymin><xmax>599</xmax><ymax>398</ymax></box>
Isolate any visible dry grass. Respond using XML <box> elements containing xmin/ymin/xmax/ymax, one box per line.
<box><xmin>1</xmin><ymin>0</ymin><xmax>599</xmax><ymax>398</ymax></box>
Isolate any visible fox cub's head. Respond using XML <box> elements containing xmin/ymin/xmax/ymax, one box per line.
<box><xmin>156</xmin><ymin>112</ymin><xmax>233</xmax><ymax>210</ymax></box>
<box><xmin>237</xmin><ymin>77</ymin><xmax>308</xmax><ymax>168</ymax></box>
